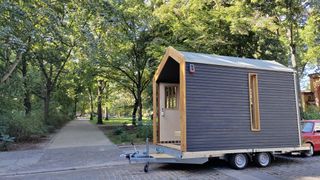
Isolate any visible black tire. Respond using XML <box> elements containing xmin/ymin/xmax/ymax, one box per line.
<box><xmin>144</xmin><ymin>163</ymin><xmax>149</xmax><ymax>173</ymax></box>
<box><xmin>228</xmin><ymin>153</ymin><xmax>248</xmax><ymax>170</ymax></box>
<box><xmin>303</xmin><ymin>143</ymin><xmax>314</xmax><ymax>157</ymax></box>
<box><xmin>254</xmin><ymin>152</ymin><xmax>272</xmax><ymax>167</ymax></box>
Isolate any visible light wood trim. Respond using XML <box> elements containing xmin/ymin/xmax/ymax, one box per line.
<box><xmin>180</xmin><ymin>60</ymin><xmax>187</xmax><ymax>152</ymax></box>
<box><xmin>182</xmin><ymin>145</ymin><xmax>310</xmax><ymax>159</ymax></box>
<box><xmin>293</xmin><ymin>72</ymin><xmax>302</xmax><ymax>146</ymax></box>
<box><xmin>157</xmin><ymin>83</ymin><xmax>160</xmax><ymax>143</ymax></box>
<box><xmin>150</xmin><ymin>153</ymin><xmax>175</xmax><ymax>159</ymax></box>
<box><xmin>248</xmin><ymin>73</ymin><xmax>261</xmax><ymax>131</ymax></box>
<box><xmin>154</xmin><ymin>46</ymin><xmax>185</xmax><ymax>82</ymax></box>
<box><xmin>158</xmin><ymin>143</ymin><xmax>181</xmax><ymax>150</ymax></box>
<box><xmin>153</xmin><ymin>46</ymin><xmax>187</xmax><ymax>152</ymax></box>
<box><xmin>152</xmin><ymin>78</ymin><xmax>157</xmax><ymax>144</ymax></box>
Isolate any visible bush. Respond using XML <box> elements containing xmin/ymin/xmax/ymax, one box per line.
<box><xmin>0</xmin><ymin>108</ymin><xmax>73</xmax><ymax>144</ymax></box>
<box><xmin>120</xmin><ymin>132</ymin><xmax>130</xmax><ymax>142</ymax></box>
<box><xmin>6</xmin><ymin>112</ymin><xmax>47</xmax><ymax>141</ymax></box>
<box><xmin>0</xmin><ymin>125</ymin><xmax>15</xmax><ymax>151</ymax></box>
<box><xmin>0</xmin><ymin>134</ymin><xmax>15</xmax><ymax>151</ymax></box>
<box><xmin>136</xmin><ymin>125</ymin><xmax>152</xmax><ymax>139</ymax></box>
<box><xmin>122</xmin><ymin>122</ymin><xmax>129</xmax><ymax>130</ymax></box>
<box><xmin>113</xmin><ymin>127</ymin><xmax>123</xmax><ymax>135</ymax></box>
<box><xmin>47</xmin><ymin>111</ymin><xmax>73</xmax><ymax>130</ymax></box>
<box><xmin>302</xmin><ymin>106</ymin><xmax>320</xmax><ymax>120</ymax></box>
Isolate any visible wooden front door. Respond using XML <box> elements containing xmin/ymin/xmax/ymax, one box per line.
<box><xmin>159</xmin><ymin>83</ymin><xmax>180</xmax><ymax>142</ymax></box>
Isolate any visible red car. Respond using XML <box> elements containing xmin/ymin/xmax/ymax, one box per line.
<box><xmin>301</xmin><ymin>120</ymin><xmax>320</xmax><ymax>156</ymax></box>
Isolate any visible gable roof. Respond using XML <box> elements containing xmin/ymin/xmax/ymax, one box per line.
<box><xmin>154</xmin><ymin>47</ymin><xmax>294</xmax><ymax>82</ymax></box>
<box><xmin>180</xmin><ymin>51</ymin><xmax>294</xmax><ymax>73</ymax></box>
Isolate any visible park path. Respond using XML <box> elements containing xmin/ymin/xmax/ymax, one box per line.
<box><xmin>48</xmin><ymin>117</ymin><xmax>113</xmax><ymax>149</ymax></box>
<box><xmin>0</xmin><ymin>118</ymin><xmax>126</xmax><ymax>178</ymax></box>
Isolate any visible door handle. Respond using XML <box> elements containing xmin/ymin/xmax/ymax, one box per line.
<box><xmin>161</xmin><ymin>108</ymin><xmax>165</xmax><ymax>117</ymax></box>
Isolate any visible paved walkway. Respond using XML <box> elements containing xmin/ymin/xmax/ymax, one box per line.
<box><xmin>0</xmin><ymin>118</ymin><xmax>124</xmax><ymax>178</ymax></box>
<box><xmin>48</xmin><ymin>118</ymin><xmax>113</xmax><ymax>149</ymax></box>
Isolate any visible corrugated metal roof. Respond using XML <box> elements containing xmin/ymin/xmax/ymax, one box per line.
<box><xmin>180</xmin><ymin>51</ymin><xmax>294</xmax><ymax>72</ymax></box>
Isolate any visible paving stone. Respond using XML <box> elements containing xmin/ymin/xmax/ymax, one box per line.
<box><xmin>2</xmin><ymin>119</ymin><xmax>320</xmax><ymax>180</ymax></box>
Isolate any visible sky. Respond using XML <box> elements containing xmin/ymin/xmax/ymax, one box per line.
<box><xmin>300</xmin><ymin>63</ymin><xmax>319</xmax><ymax>91</ymax></box>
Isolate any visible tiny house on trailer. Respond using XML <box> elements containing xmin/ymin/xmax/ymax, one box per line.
<box><xmin>148</xmin><ymin>47</ymin><xmax>309</xmax><ymax>169</ymax></box>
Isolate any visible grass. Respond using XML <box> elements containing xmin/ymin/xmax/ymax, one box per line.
<box><xmin>104</xmin><ymin>126</ymin><xmax>148</xmax><ymax>145</ymax></box>
<box><xmin>90</xmin><ymin>117</ymin><xmax>150</xmax><ymax>126</ymax></box>
<box><xmin>91</xmin><ymin>117</ymin><xmax>153</xmax><ymax>145</ymax></box>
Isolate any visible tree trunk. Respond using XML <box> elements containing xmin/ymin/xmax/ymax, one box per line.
<box><xmin>104</xmin><ymin>84</ymin><xmax>109</xmax><ymax>120</ymax></box>
<box><xmin>287</xmin><ymin>22</ymin><xmax>302</xmax><ymax>118</ymax></box>
<box><xmin>74</xmin><ymin>95</ymin><xmax>78</xmax><ymax>117</ymax></box>
<box><xmin>1</xmin><ymin>51</ymin><xmax>23</xmax><ymax>84</ymax></box>
<box><xmin>22</xmin><ymin>56</ymin><xmax>31</xmax><ymax>115</ymax></box>
<box><xmin>43</xmin><ymin>80</ymin><xmax>53</xmax><ymax>124</ymax></box>
<box><xmin>88</xmin><ymin>87</ymin><xmax>94</xmax><ymax>120</ymax></box>
<box><xmin>97</xmin><ymin>80</ymin><xmax>103</xmax><ymax>124</ymax></box>
<box><xmin>105</xmin><ymin>106</ymin><xmax>109</xmax><ymax>120</ymax></box>
<box><xmin>288</xmin><ymin>25</ymin><xmax>297</xmax><ymax>69</ymax></box>
<box><xmin>44</xmin><ymin>91</ymin><xmax>50</xmax><ymax>123</ymax></box>
<box><xmin>137</xmin><ymin>91</ymin><xmax>143</xmax><ymax>126</ymax></box>
<box><xmin>132</xmin><ymin>101</ymin><xmax>138</xmax><ymax>126</ymax></box>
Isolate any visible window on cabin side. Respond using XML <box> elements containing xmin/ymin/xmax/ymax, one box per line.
<box><xmin>165</xmin><ymin>86</ymin><xmax>178</xmax><ymax>109</ymax></box>
<box><xmin>249</xmin><ymin>73</ymin><xmax>260</xmax><ymax>131</ymax></box>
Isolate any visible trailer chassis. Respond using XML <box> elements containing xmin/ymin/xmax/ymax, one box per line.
<box><xmin>121</xmin><ymin>140</ymin><xmax>310</xmax><ymax>172</ymax></box>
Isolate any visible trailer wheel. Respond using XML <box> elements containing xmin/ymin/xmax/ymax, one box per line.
<box><xmin>254</xmin><ymin>152</ymin><xmax>271</xmax><ymax>167</ymax></box>
<box><xmin>228</xmin><ymin>153</ymin><xmax>248</xmax><ymax>170</ymax></box>
<box><xmin>144</xmin><ymin>163</ymin><xmax>149</xmax><ymax>173</ymax></box>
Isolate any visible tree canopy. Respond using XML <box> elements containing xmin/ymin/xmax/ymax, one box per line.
<box><xmin>0</xmin><ymin>0</ymin><xmax>319</xmax><ymax>137</ymax></box>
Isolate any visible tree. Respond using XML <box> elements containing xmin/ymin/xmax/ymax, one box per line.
<box><xmin>0</xmin><ymin>1</ymin><xmax>28</xmax><ymax>84</ymax></box>
<box><xmin>0</xmin><ymin>0</ymin><xmax>83</xmax><ymax>141</ymax></box>
<box><xmin>76</xmin><ymin>1</ymin><xmax>111</xmax><ymax>123</ymax></box>
<box><xmin>29</xmin><ymin>1</ymin><xmax>77</xmax><ymax>122</ymax></box>
<box><xmin>0</xmin><ymin>1</ymin><xmax>38</xmax><ymax>116</ymax></box>
<box><xmin>101</xmin><ymin>0</ymin><xmax>161</xmax><ymax>125</ymax></box>
<box><xmin>153</xmin><ymin>1</ymin><xmax>287</xmax><ymax>61</ymax></box>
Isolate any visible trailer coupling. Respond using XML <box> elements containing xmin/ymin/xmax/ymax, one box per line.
<box><xmin>120</xmin><ymin>138</ymin><xmax>154</xmax><ymax>173</ymax></box>
<box><xmin>120</xmin><ymin>151</ymin><xmax>153</xmax><ymax>173</ymax></box>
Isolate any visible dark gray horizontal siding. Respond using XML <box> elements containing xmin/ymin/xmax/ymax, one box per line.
<box><xmin>186</xmin><ymin>63</ymin><xmax>300</xmax><ymax>152</ymax></box>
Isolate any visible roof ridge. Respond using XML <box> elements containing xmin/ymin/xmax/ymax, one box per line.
<box><xmin>179</xmin><ymin>51</ymin><xmax>293</xmax><ymax>73</ymax></box>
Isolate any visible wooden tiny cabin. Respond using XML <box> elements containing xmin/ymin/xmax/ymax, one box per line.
<box><xmin>153</xmin><ymin>47</ymin><xmax>301</xmax><ymax>154</ymax></box>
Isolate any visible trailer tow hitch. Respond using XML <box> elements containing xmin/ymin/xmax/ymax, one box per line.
<box><xmin>120</xmin><ymin>140</ymin><xmax>152</xmax><ymax>173</ymax></box>
<box><xmin>120</xmin><ymin>119</ymin><xmax>153</xmax><ymax>172</ymax></box>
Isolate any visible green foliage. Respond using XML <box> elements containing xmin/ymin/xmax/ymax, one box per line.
<box><xmin>120</xmin><ymin>132</ymin><xmax>130</xmax><ymax>142</ymax></box>
<box><xmin>136</xmin><ymin>125</ymin><xmax>153</xmax><ymax>139</ymax></box>
<box><xmin>0</xmin><ymin>125</ymin><xmax>15</xmax><ymax>151</ymax></box>
<box><xmin>154</xmin><ymin>0</ymin><xmax>287</xmax><ymax>62</ymax></box>
<box><xmin>105</xmin><ymin>124</ymin><xmax>152</xmax><ymax>145</ymax></box>
<box><xmin>302</xmin><ymin>106</ymin><xmax>320</xmax><ymax>120</ymax></box>
<box><xmin>6</xmin><ymin>112</ymin><xmax>47</xmax><ymax>141</ymax></box>
<box><xmin>113</xmin><ymin>127</ymin><xmax>124</xmax><ymax>135</ymax></box>
<box><xmin>0</xmin><ymin>134</ymin><xmax>15</xmax><ymax>151</ymax></box>
<box><xmin>0</xmin><ymin>0</ymin><xmax>79</xmax><ymax>148</ymax></box>
<box><xmin>47</xmin><ymin>111</ymin><xmax>73</xmax><ymax>131</ymax></box>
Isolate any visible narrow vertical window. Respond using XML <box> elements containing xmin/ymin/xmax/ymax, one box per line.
<box><xmin>249</xmin><ymin>73</ymin><xmax>260</xmax><ymax>131</ymax></box>
<box><xmin>165</xmin><ymin>86</ymin><xmax>178</xmax><ymax>109</ymax></box>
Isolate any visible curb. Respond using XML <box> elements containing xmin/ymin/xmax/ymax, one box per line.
<box><xmin>0</xmin><ymin>160</ymin><xmax>129</xmax><ymax>177</ymax></box>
